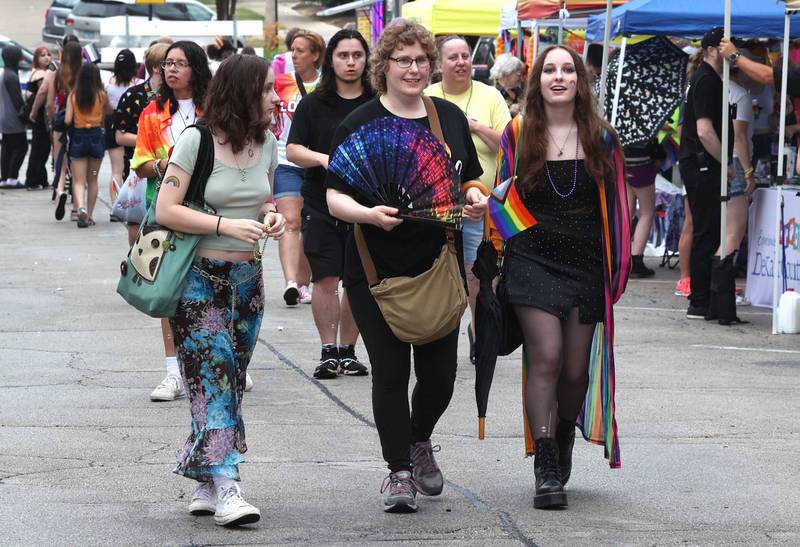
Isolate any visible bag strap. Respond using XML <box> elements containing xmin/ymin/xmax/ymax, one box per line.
<box><xmin>182</xmin><ymin>124</ymin><xmax>215</xmax><ymax>209</ymax></box>
<box><xmin>294</xmin><ymin>72</ymin><xmax>308</xmax><ymax>98</ymax></box>
<box><xmin>354</xmin><ymin>224</ymin><xmax>380</xmax><ymax>286</ymax></box>
<box><xmin>422</xmin><ymin>95</ymin><xmax>445</xmax><ymax>144</ymax></box>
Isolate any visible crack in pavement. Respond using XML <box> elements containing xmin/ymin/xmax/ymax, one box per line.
<box><xmin>257</xmin><ymin>338</ymin><xmax>538</xmax><ymax>547</ymax></box>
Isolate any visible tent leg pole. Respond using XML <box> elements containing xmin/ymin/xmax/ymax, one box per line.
<box><xmin>597</xmin><ymin>0</ymin><xmax>614</xmax><ymax>117</ymax></box>
<box><xmin>774</xmin><ymin>12</ymin><xmax>792</xmax><ymax>334</ymax></box>
<box><xmin>720</xmin><ymin>0</ymin><xmax>731</xmax><ymax>262</ymax></box>
<box><xmin>610</xmin><ymin>36</ymin><xmax>627</xmax><ymax>127</ymax></box>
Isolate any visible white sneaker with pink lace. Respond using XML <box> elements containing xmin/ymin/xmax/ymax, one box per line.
<box><xmin>299</xmin><ymin>285</ymin><xmax>312</xmax><ymax>304</ymax></box>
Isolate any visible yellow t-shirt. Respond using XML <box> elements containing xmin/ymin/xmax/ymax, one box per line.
<box><xmin>425</xmin><ymin>80</ymin><xmax>511</xmax><ymax>191</ymax></box>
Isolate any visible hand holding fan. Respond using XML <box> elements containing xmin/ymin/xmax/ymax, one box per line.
<box><xmin>328</xmin><ymin>116</ymin><xmax>462</xmax><ymax>228</ymax></box>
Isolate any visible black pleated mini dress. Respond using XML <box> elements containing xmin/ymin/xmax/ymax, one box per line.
<box><xmin>503</xmin><ymin>159</ymin><xmax>605</xmax><ymax>324</ymax></box>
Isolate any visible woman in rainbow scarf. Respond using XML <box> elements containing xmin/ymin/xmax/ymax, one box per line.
<box><xmin>467</xmin><ymin>45</ymin><xmax>630</xmax><ymax>509</ymax></box>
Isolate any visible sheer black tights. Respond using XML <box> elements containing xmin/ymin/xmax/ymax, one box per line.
<box><xmin>513</xmin><ymin>305</ymin><xmax>595</xmax><ymax>439</ymax></box>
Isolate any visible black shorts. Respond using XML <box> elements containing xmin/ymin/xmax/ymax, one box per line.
<box><xmin>302</xmin><ymin>207</ymin><xmax>351</xmax><ymax>282</ymax></box>
<box><xmin>104</xmin><ymin>115</ymin><xmax>118</xmax><ymax>149</ymax></box>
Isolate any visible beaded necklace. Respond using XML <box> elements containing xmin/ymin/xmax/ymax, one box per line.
<box><xmin>544</xmin><ymin>130</ymin><xmax>579</xmax><ymax>199</ymax></box>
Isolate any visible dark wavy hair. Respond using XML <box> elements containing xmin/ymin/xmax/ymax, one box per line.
<box><xmin>200</xmin><ymin>54</ymin><xmax>271</xmax><ymax>154</ymax></box>
<box><xmin>316</xmin><ymin>29</ymin><xmax>373</xmax><ymax>105</ymax></box>
<box><xmin>156</xmin><ymin>40</ymin><xmax>211</xmax><ymax>116</ymax></box>
<box><xmin>74</xmin><ymin>62</ymin><xmax>103</xmax><ymax>112</ymax></box>
<box><xmin>519</xmin><ymin>45</ymin><xmax>617</xmax><ymax>193</ymax></box>
<box><xmin>112</xmin><ymin>49</ymin><xmax>138</xmax><ymax>87</ymax></box>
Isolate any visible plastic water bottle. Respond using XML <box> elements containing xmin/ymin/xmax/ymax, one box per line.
<box><xmin>777</xmin><ymin>288</ymin><xmax>800</xmax><ymax>334</ymax></box>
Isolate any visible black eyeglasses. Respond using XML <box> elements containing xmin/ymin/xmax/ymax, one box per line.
<box><xmin>161</xmin><ymin>60</ymin><xmax>190</xmax><ymax>70</ymax></box>
<box><xmin>388</xmin><ymin>56</ymin><xmax>431</xmax><ymax>69</ymax></box>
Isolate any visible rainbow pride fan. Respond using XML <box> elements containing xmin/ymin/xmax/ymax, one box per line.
<box><xmin>328</xmin><ymin>116</ymin><xmax>462</xmax><ymax>228</ymax></box>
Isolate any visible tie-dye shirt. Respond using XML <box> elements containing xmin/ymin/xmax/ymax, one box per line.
<box><xmin>130</xmin><ymin>98</ymin><xmax>202</xmax><ymax>205</ymax></box>
<box><xmin>272</xmin><ymin>70</ymin><xmax>319</xmax><ymax>166</ymax></box>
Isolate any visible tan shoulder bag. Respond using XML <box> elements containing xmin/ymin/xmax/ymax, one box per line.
<box><xmin>353</xmin><ymin>96</ymin><xmax>467</xmax><ymax>345</ymax></box>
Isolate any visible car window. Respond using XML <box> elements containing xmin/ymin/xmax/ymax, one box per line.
<box><xmin>185</xmin><ymin>4</ymin><xmax>213</xmax><ymax>21</ymax></box>
<box><xmin>153</xmin><ymin>3</ymin><xmax>187</xmax><ymax>20</ymax></box>
<box><xmin>72</xmin><ymin>1</ymin><xmax>126</xmax><ymax>17</ymax></box>
<box><xmin>52</xmin><ymin>0</ymin><xmax>79</xmax><ymax>8</ymax></box>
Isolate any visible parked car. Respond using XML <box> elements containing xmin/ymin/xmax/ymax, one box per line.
<box><xmin>42</xmin><ymin>0</ymin><xmax>80</xmax><ymax>44</ymax></box>
<box><xmin>0</xmin><ymin>35</ymin><xmax>35</xmax><ymax>90</ymax></box>
<box><xmin>65</xmin><ymin>0</ymin><xmax>215</xmax><ymax>48</ymax></box>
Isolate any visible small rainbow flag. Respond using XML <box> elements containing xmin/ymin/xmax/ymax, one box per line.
<box><xmin>487</xmin><ymin>176</ymin><xmax>537</xmax><ymax>241</ymax></box>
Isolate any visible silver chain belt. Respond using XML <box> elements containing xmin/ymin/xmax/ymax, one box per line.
<box><xmin>191</xmin><ymin>261</ymin><xmax>263</xmax><ymax>334</ymax></box>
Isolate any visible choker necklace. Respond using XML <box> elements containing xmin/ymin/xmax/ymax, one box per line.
<box><xmin>442</xmin><ymin>82</ymin><xmax>473</xmax><ymax>116</ymax></box>
<box><xmin>544</xmin><ymin>130</ymin><xmax>579</xmax><ymax>199</ymax></box>
<box><xmin>546</xmin><ymin>123</ymin><xmax>574</xmax><ymax>157</ymax></box>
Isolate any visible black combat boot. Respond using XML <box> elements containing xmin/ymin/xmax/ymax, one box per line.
<box><xmin>533</xmin><ymin>438</ymin><xmax>567</xmax><ymax>509</ymax></box>
<box><xmin>556</xmin><ymin>418</ymin><xmax>576</xmax><ymax>486</ymax></box>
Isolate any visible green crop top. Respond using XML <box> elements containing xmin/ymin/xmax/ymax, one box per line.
<box><xmin>168</xmin><ymin>127</ymin><xmax>278</xmax><ymax>252</ymax></box>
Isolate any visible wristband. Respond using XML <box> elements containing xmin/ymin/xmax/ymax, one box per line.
<box><xmin>216</xmin><ymin>215</ymin><xmax>222</xmax><ymax>237</ymax></box>
<box><xmin>744</xmin><ymin>166</ymin><xmax>754</xmax><ymax>176</ymax></box>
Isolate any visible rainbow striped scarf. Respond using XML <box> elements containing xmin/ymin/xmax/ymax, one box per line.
<box><xmin>496</xmin><ymin>117</ymin><xmax>630</xmax><ymax>468</ymax></box>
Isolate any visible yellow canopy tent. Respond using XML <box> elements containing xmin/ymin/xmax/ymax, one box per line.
<box><xmin>403</xmin><ymin>0</ymin><xmax>508</xmax><ymax>36</ymax></box>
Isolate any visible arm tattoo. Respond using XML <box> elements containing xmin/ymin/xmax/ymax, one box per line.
<box><xmin>164</xmin><ymin>175</ymin><xmax>180</xmax><ymax>188</ymax></box>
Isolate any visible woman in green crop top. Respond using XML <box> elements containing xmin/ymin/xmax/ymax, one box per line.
<box><xmin>155</xmin><ymin>55</ymin><xmax>284</xmax><ymax>527</ymax></box>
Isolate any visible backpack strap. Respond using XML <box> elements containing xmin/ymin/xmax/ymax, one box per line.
<box><xmin>294</xmin><ymin>72</ymin><xmax>309</xmax><ymax>97</ymax></box>
<box><xmin>182</xmin><ymin>124</ymin><xmax>215</xmax><ymax>210</ymax></box>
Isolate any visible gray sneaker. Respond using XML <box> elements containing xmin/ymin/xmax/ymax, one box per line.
<box><xmin>410</xmin><ymin>440</ymin><xmax>443</xmax><ymax>496</ymax></box>
<box><xmin>380</xmin><ymin>470</ymin><xmax>417</xmax><ymax>513</ymax></box>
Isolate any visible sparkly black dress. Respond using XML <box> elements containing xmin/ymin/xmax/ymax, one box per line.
<box><xmin>504</xmin><ymin>159</ymin><xmax>604</xmax><ymax>324</ymax></box>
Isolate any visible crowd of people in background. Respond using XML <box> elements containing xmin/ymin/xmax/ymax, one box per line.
<box><xmin>4</xmin><ymin>17</ymin><xmax>796</xmax><ymax>526</ymax></box>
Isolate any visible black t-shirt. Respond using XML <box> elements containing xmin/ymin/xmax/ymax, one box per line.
<box><xmin>325</xmin><ymin>96</ymin><xmax>482</xmax><ymax>287</ymax></box>
<box><xmin>679</xmin><ymin>61</ymin><xmax>733</xmax><ymax>164</ymax></box>
<box><xmin>287</xmin><ymin>90</ymin><xmax>373</xmax><ymax>215</ymax></box>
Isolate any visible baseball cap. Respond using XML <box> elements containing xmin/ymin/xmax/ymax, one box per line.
<box><xmin>701</xmin><ymin>27</ymin><xmax>725</xmax><ymax>48</ymax></box>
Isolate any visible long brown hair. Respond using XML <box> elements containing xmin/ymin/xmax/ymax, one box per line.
<box><xmin>519</xmin><ymin>45</ymin><xmax>616</xmax><ymax>193</ymax></box>
<box><xmin>200</xmin><ymin>54</ymin><xmax>270</xmax><ymax>154</ymax></box>
<box><xmin>56</xmin><ymin>42</ymin><xmax>82</xmax><ymax>95</ymax></box>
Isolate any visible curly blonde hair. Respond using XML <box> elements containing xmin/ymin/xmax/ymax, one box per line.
<box><xmin>369</xmin><ymin>20</ymin><xmax>438</xmax><ymax>95</ymax></box>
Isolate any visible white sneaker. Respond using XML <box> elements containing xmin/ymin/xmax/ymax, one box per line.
<box><xmin>245</xmin><ymin>372</ymin><xmax>254</xmax><ymax>392</ymax></box>
<box><xmin>283</xmin><ymin>281</ymin><xmax>299</xmax><ymax>306</ymax></box>
<box><xmin>188</xmin><ymin>481</ymin><xmax>216</xmax><ymax>515</ymax></box>
<box><xmin>299</xmin><ymin>285</ymin><xmax>312</xmax><ymax>304</ymax></box>
<box><xmin>214</xmin><ymin>483</ymin><xmax>261</xmax><ymax>526</ymax></box>
<box><xmin>150</xmin><ymin>374</ymin><xmax>185</xmax><ymax>401</ymax></box>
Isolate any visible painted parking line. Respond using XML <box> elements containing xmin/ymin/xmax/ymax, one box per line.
<box><xmin>691</xmin><ymin>344</ymin><xmax>800</xmax><ymax>354</ymax></box>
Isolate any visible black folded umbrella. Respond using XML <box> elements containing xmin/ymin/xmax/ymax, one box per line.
<box><xmin>472</xmin><ymin>240</ymin><xmax>523</xmax><ymax>439</ymax></box>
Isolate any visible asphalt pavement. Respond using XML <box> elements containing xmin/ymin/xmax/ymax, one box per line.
<box><xmin>1</xmin><ymin>147</ymin><xmax>799</xmax><ymax>546</ymax></box>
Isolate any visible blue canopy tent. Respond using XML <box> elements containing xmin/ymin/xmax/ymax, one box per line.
<box><xmin>586</xmin><ymin>0</ymin><xmax>800</xmax><ymax>40</ymax></box>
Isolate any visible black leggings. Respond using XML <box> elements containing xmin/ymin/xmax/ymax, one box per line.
<box><xmin>347</xmin><ymin>282</ymin><xmax>459</xmax><ymax>473</ymax></box>
<box><xmin>25</xmin><ymin>119</ymin><xmax>51</xmax><ymax>187</ymax></box>
<box><xmin>1</xmin><ymin>132</ymin><xmax>28</xmax><ymax>181</ymax></box>
<box><xmin>514</xmin><ymin>305</ymin><xmax>595</xmax><ymax>439</ymax></box>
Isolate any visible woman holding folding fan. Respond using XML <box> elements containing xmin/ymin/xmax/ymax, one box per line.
<box><xmin>471</xmin><ymin>45</ymin><xmax>631</xmax><ymax>509</ymax></box>
<box><xmin>325</xmin><ymin>20</ymin><xmax>483</xmax><ymax>514</ymax></box>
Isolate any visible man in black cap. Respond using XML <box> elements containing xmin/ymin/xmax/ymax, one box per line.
<box><xmin>679</xmin><ymin>26</ymin><xmax>735</xmax><ymax>319</ymax></box>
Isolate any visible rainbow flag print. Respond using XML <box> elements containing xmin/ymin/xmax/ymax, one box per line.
<box><xmin>487</xmin><ymin>176</ymin><xmax>537</xmax><ymax>241</ymax></box>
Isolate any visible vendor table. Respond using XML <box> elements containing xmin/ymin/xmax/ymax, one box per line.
<box><xmin>746</xmin><ymin>186</ymin><xmax>800</xmax><ymax>308</ymax></box>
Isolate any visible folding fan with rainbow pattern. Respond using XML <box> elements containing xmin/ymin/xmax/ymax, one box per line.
<box><xmin>328</xmin><ymin>116</ymin><xmax>462</xmax><ymax>228</ymax></box>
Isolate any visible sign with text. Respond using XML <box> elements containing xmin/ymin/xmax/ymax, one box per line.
<box><xmin>746</xmin><ymin>187</ymin><xmax>800</xmax><ymax>307</ymax></box>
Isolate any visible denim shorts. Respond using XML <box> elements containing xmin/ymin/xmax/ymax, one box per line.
<box><xmin>274</xmin><ymin>164</ymin><xmax>303</xmax><ymax>199</ymax></box>
<box><xmin>462</xmin><ymin>217</ymin><xmax>484</xmax><ymax>264</ymax></box>
<box><xmin>69</xmin><ymin>127</ymin><xmax>105</xmax><ymax>160</ymax></box>
<box><xmin>729</xmin><ymin>157</ymin><xmax>746</xmax><ymax>198</ymax></box>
